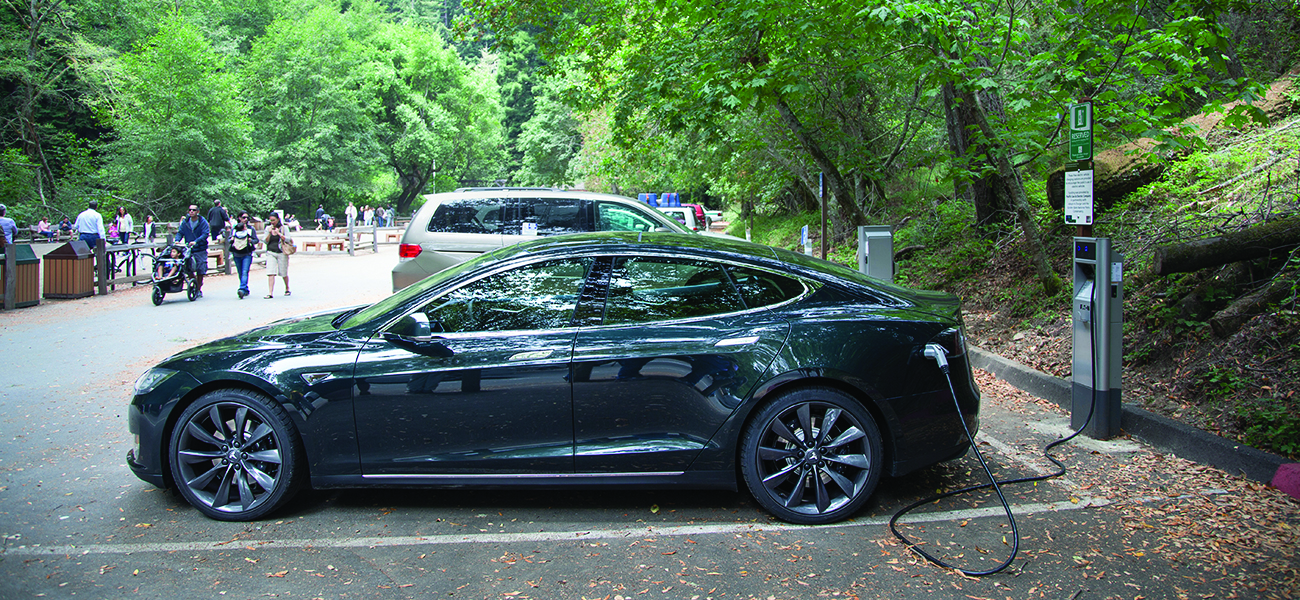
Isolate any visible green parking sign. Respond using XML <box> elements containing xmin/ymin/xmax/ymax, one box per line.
<box><xmin>1069</xmin><ymin>103</ymin><xmax>1092</xmax><ymax>161</ymax></box>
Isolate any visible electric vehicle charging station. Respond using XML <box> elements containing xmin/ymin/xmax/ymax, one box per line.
<box><xmin>857</xmin><ymin>225</ymin><xmax>893</xmax><ymax>282</ymax></box>
<box><xmin>1071</xmin><ymin>237</ymin><xmax>1124</xmax><ymax>439</ymax></box>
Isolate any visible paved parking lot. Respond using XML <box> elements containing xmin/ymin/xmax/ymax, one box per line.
<box><xmin>0</xmin><ymin>248</ymin><xmax>1295</xmax><ymax>599</ymax></box>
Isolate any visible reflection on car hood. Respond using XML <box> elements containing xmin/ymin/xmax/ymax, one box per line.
<box><xmin>166</xmin><ymin>309</ymin><xmax>352</xmax><ymax>364</ymax></box>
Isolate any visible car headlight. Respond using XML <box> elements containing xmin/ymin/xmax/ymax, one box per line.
<box><xmin>134</xmin><ymin>368</ymin><xmax>177</xmax><ymax>395</ymax></box>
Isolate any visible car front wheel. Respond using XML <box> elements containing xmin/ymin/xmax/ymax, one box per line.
<box><xmin>740</xmin><ymin>387</ymin><xmax>883</xmax><ymax>524</ymax></box>
<box><xmin>168</xmin><ymin>389</ymin><xmax>303</xmax><ymax>521</ymax></box>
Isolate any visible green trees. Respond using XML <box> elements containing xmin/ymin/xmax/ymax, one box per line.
<box><xmin>0</xmin><ymin>0</ymin><xmax>1284</xmax><ymax>251</ymax></box>
<box><xmin>469</xmin><ymin>0</ymin><xmax>1270</xmax><ymax>294</ymax></box>
<box><xmin>372</xmin><ymin>19</ymin><xmax>505</xmax><ymax>214</ymax></box>
<box><xmin>2</xmin><ymin>0</ymin><xmax>507</xmax><ymax>222</ymax></box>
<box><xmin>515</xmin><ymin>75</ymin><xmax>580</xmax><ymax>186</ymax></box>
<box><xmin>242</xmin><ymin>3</ymin><xmax>383</xmax><ymax>213</ymax></box>
<box><xmin>104</xmin><ymin>13</ymin><xmax>252</xmax><ymax>212</ymax></box>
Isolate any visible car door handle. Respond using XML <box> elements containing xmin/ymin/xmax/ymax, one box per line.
<box><xmin>715</xmin><ymin>336</ymin><xmax>760</xmax><ymax>347</ymax></box>
<box><xmin>509</xmin><ymin>350</ymin><xmax>554</xmax><ymax>361</ymax></box>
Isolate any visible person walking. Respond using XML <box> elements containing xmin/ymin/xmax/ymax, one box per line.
<box><xmin>115</xmin><ymin>206</ymin><xmax>133</xmax><ymax>244</ymax></box>
<box><xmin>263</xmin><ymin>212</ymin><xmax>291</xmax><ymax>298</ymax></box>
<box><xmin>143</xmin><ymin>215</ymin><xmax>156</xmax><ymax>242</ymax></box>
<box><xmin>176</xmin><ymin>204</ymin><xmax>210</xmax><ymax>297</ymax></box>
<box><xmin>345</xmin><ymin>202</ymin><xmax>357</xmax><ymax>228</ymax></box>
<box><xmin>229</xmin><ymin>210</ymin><xmax>259</xmax><ymax>299</ymax></box>
<box><xmin>315</xmin><ymin>205</ymin><xmax>325</xmax><ymax>230</ymax></box>
<box><xmin>75</xmin><ymin>200</ymin><xmax>107</xmax><ymax>249</ymax></box>
<box><xmin>206</xmin><ymin>200</ymin><xmax>229</xmax><ymax>241</ymax></box>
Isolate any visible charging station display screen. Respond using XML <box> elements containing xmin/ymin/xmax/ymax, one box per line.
<box><xmin>1075</xmin><ymin>240</ymin><xmax>1095</xmax><ymax>260</ymax></box>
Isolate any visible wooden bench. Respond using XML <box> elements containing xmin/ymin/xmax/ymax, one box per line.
<box><xmin>302</xmin><ymin>240</ymin><xmax>345</xmax><ymax>252</ymax></box>
<box><xmin>207</xmin><ymin>248</ymin><xmax>224</xmax><ymax>268</ymax></box>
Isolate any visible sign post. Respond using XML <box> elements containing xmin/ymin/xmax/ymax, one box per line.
<box><xmin>1064</xmin><ymin>102</ymin><xmax>1095</xmax><ymax>235</ymax></box>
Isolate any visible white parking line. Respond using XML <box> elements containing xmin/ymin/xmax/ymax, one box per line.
<box><xmin>2</xmin><ymin>497</ymin><xmax>1116</xmax><ymax>557</ymax></box>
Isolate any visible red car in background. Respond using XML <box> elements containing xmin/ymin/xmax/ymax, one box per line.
<box><xmin>682</xmin><ymin>203</ymin><xmax>710</xmax><ymax>229</ymax></box>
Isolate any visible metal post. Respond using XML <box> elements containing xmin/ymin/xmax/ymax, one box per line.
<box><xmin>3</xmin><ymin>243</ymin><xmax>14</xmax><ymax>310</ymax></box>
<box><xmin>347</xmin><ymin>216</ymin><xmax>355</xmax><ymax>256</ymax></box>
<box><xmin>222</xmin><ymin>237</ymin><xmax>232</xmax><ymax>275</ymax></box>
<box><xmin>371</xmin><ymin>224</ymin><xmax>378</xmax><ymax>253</ymax></box>
<box><xmin>819</xmin><ymin>173</ymin><xmax>827</xmax><ymax>259</ymax></box>
<box><xmin>96</xmin><ymin>239</ymin><xmax>108</xmax><ymax>296</ymax></box>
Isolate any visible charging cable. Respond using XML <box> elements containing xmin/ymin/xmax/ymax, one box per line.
<box><xmin>891</xmin><ymin>321</ymin><xmax>1099</xmax><ymax>576</ymax></box>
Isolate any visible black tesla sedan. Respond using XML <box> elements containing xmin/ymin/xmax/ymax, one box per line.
<box><xmin>127</xmin><ymin>232</ymin><xmax>979</xmax><ymax>524</ymax></box>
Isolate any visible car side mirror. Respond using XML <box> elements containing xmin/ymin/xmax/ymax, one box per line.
<box><xmin>382</xmin><ymin>313</ymin><xmax>454</xmax><ymax>358</ymax></box>
<box><xmin>384</xmin><ymin>312</ymin><xmax>433</xmax><ymax>342</ymax></box>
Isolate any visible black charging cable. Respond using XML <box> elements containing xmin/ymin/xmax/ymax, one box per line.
<box><xmin>890</xmin><ymin>292</ymin><xmax>1101</xmax><ymax>576</ymax></box>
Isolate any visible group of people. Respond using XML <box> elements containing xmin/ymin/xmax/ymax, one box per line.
<box><xmin>316</xmin><ymin>202</ymin><xmax>394</xmax><ymax>230</ymax></box>
<box><xmin>169</xmin><ymin>200</ymin><xmax>292</xmax><ymax>300</ymax></box>
<box><xmin>8</xmin><ymin>197</ymin><xmax>317</xmax><ymax>300</ymax></box>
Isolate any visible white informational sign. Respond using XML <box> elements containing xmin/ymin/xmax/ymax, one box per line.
<box><xmin>801</xmin><ymin>225</ymin><xmax>811</xmax><ymax>255</ymax></box>
<box><xmin>521</xmin><ymin>222</ymin><xmax>538</xmax><ymax>236</ymax></box>
<box><xmin>1111</xmin><ymin>261</ymin><xmax>1123</xmax><ymax>283</ymax></box>
<box><xmin>1063</xmin><ymin>169</ymin><xmax>1094</xmax><ymax>225</ymax></box>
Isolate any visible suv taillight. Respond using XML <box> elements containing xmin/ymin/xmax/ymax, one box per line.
<box><xmin>398</xmin><ymin>243</ymin><xmax>422</xmax><ymax>259</ymax></box>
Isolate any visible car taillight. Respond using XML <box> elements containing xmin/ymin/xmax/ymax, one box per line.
<box><xmin>398</xmin><ymin>243</ymin><xmax>422</xmax><ymax>259</ymax></box>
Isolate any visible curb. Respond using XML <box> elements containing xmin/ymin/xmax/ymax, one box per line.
<box><xmin>968</xmin><ymin>347</ymin><xmax>1299</xmax><ymax>499</ymax></box>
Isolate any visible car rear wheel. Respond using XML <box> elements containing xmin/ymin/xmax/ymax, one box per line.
<box><xmin>740</xmin><ymin>387</ymin><xmax>883</xmax><ymax>524</ymax></box>
<box><xmin>168</xmin><ymin>389</ymin><xmax>303</xmax><ymax>521</ymax></box>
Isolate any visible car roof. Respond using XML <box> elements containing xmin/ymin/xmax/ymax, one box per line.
<box><xmin>419</xmin><ymin>189</ymin><xmax>654</xmax><ymax>205</ymax></box>
<box><xmin>413</xmin><ymin>189</ymin><xmax>690</xmax><ymax>233</ymax></box>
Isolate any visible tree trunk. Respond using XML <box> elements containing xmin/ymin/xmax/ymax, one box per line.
<box><xmin>943</xmin><ymin>83</ymin><xmax>1014</xmax><ymax>231</ymax></box>
<box><xmin>770</xmin><ymin>93</ymin><xmax>869</xmax><ymax>228</ymax></box>
<box><xmin>1153</xmin><ymin>217</ymin><xmax>1300</xmax><ymax>276</ymax></box>
<box><xmin>962</xmin><ymin>85</ymin><xmax>1061</xmax><ymax>295</ymax></box>
<box><xmin>1209</xmin><ymin>274</ymin><xmax>1296</xmax><ymax>338</ymax></box>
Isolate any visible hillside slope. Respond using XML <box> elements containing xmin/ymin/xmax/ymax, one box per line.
<box><xmin>958</xmin><ymin>74</ymin><xmax>1300</xmax><ymax>460</ymax></box>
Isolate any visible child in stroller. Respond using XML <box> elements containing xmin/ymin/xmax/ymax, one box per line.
<box><xmin>151</xmin><ymin>244</ymin><xmax>199</xmax><ymax>304</ymax></box>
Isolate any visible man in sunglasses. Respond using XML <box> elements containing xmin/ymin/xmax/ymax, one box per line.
<box><xmin>176</xmin><ymin>204</ymin><xmax>210</xmax><ymax>297</ymax></box>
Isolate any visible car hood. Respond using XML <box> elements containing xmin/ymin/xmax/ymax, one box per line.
<box><xmin>164</xmin><ymin>307</ymin><xmax>359</xmax><ymax>365</ymax></box>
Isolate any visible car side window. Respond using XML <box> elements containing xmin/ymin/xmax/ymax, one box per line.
<box><xmin>595</xmin><ymin>202</ymin><xmax>661</xmax><ymax>232</ymax></box>
<box><xmin>603</xmin><ymin>257</ymin><xmax>745</xmax><ymax>325</ymax></box>
<box><xmin>725</xmin><ymin>266</ymin><xmax>807</xmax><ymax>309</ymax></box>
<box><xmin>427</xmin><ymin>198</ymin><xmax>504</xmax><ymax>234</ymax></box>
<box><xmin>421</xmin><ymin>258</ymin><xmax>593</xmax><ymax>333</ymax></box>
<box><xmin>507</xmin><ymin>197</ymin><xmax>585</xmax><ymax>236</ymax></box>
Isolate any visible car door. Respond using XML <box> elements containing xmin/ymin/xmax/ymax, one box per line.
<box><xmin>570</xmin><ymin>256</ymin><xmax>792</xmax><ymax>473</ymax></box>
<box><xmin>352</xmin><ymin>257</ymin><xmax>594</xmax><ymax>475</ymax></box>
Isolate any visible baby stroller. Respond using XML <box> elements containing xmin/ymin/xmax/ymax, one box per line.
<box><xmin>151</xmin><ymin>243</ymin><xmax>199</xmax><ymax>305</ymax></box>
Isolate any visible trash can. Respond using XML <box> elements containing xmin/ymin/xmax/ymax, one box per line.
<box><xmin>1</xmin><ymin>244</ymin><xmax>40</xmax><ymax>308</ymax></box>
<box><xmin>43</xmin><ymin>240</ymin><xmax>95</xmax><ymax>299</ymax></box>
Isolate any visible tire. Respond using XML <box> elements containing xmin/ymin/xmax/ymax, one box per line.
<box><xmin>168</xmin><ymin>389</ymin><xmax>304</xmax><ymax>521</ymax></box>
<box><xmin>739</xmin><ymin>387</ymin><xmax>883</xmax><ymax>525</ymax></box>
<box><xmin>152</xmin><ymin>286</ymin><xmax>164</xmax><ymax>306</ymax></box>
<box><xmin>186</xmin><ymin>281</ymin><xmax>198</xmax><ymax>302</ymax></box>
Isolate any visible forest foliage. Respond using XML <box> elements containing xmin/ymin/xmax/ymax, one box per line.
<box><xmin>2</xmin><ymin>0</ymin><xmax>1296</xmax><ymax>249</ymax></box>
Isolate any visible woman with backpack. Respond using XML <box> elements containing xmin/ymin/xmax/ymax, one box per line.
<box><xmin>230</xmin><ymin>210</ymin><xmax>259</xmax><ymax>299</ymax></box>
